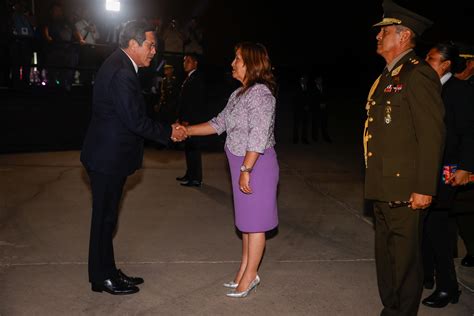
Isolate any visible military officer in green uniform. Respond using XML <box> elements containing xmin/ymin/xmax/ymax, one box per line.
<box><xmin>364</xmin><ymin>1</ymin><xmax>446</xmax><ymax>315</ymax></box>
<box><xmin>157</xmin><ymin>64</ymin><xmax>180</xmax><ymax>124</ymax></box>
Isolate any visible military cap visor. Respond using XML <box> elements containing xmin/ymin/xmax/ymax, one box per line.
<box><xmin>458</xmin><ymin>45</ymin><xmax>474</xmax><ymax>60</ymax></box>
<box><xmin>373</xmin><ymin>0</ymin><xmax>433</xmax><ymax>36</ymax></box>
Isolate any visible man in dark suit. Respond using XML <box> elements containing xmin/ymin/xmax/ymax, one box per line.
<box><xmin>176</xmin><ymin>53</ymin><xmax>207</xmax><ymax>187</ymax></box>
<box><xmin>312</xmin><ymin>74</ymin><xmax>331</xmax><ymax>143</ymax></box>
<box><xmin>80</xmin><ymin>20</ymin><xmax>186</xmax><ymax>295</ymax></box>
<box><xmin>453</xmin><ymin>45</ymin><xmax>474</xmax><ymax>268</ymax></box>
<box><xmin>422</xmin><ymin>41</ymin><xmax>472</xmax><ymax>308</ymax></box>
<box><xmin>364</xmin><ymin>1</ymin><xmax>445</xmax><ymax>314</ymax></box>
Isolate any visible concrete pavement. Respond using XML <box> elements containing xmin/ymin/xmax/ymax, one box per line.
<box><xmin>0</xmin><ymin>137</ymin><xmax>473</xmax><ymax>315</ymax></box>
<box><xmin>1</xmin><ymin>89</ymin><xmax>473</xmax><ymax>315</ymax></box>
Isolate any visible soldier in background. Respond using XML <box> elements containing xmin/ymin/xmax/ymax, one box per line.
<box><xmin>364</xmin><ymin>1</ymin><xmax>445</xmax><ymax>314</ymax></box>
<box><xmin>156</xmin><ymin>64</ymin><xmax>180</xmax><ymax>125</ymax></box>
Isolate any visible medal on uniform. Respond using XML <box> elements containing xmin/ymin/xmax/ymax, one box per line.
<box><xmin>384</xmin><ymin>105</ymin><xmax>392</xmax><ymax>124</ymax></box>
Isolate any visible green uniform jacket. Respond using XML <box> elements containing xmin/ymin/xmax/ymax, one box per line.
<box><xmin>364</xmin><ymin>50</ymin><xmax>446</xmax><ymax>201</ymax></box>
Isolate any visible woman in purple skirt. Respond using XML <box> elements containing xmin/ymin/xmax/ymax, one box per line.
<box><xmin>181</xmin><ymin>42</ymin><xmax>279</xmax><ymax>298</ymax></box>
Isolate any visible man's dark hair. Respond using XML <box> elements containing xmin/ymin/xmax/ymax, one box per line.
<box><xmin>119</xmin><ymin>20</ymin><xmax>154</xmax><ymax>49</ymax></box>
<box><xmin>184</xmin><ymin>52</ymin><xmax>201</xmax><ymax>64</ymax></box>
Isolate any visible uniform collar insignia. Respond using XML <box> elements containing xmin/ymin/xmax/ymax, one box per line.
<box><xmin>391</xmin><ymin>64</ymin><xmax>403</xmax><ymax>76</ymax></box>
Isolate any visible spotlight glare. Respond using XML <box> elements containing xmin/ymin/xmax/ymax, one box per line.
<box><xmin>106</xmin><ymin>0</ymin><xmax>120</xmax><ymax>12</ymax></box>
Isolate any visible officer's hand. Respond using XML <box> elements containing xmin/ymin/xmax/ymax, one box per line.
<box><xmin>409</xmin><ymin>193</ymin><xmax>432</xmax><ymax>210</ymax></box>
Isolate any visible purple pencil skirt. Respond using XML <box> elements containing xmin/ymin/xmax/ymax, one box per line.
<box><xmin>225</xmin><ymin>146</ymin><xmax>279</xmax><ymax>233</ymax></box>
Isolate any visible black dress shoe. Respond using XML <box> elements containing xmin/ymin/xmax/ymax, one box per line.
<box><xmin>91</xmin><ymin>277</ymin><xmax>139</xmax><ymax>295</ymax></box>
<box><xmin>180</xmin><ymin>180</ymin><xmax>202</xmax><ymax>187</ymax></box>
<box><xmin>461</xmin><ymin>254</ymin><xmax>474</xmax><ymax>267</ymax></box>
<box><xmin>176</xmin><ymin>175</ymin><xmax>189</xmax><ymax>182</ymax></box>
<box><xmin>118</xmin><ymin>269</ymin><xmax>144</xmax><ymax>286</ymax></box>
<box><xmin>423</xmin><ymin>278</ymin><xmax>435</xmax><ymax>290</ymax></box>
<box><xmin>422</xmin><ymin>289</ymin><xmax>461</xmax><ymax>308</ymax></box>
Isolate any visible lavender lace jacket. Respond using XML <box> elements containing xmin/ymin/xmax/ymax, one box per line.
<box><xmin>209</xmin><ymin>83</ymin><xmax>276</xmax><ymax>156</ymax></box>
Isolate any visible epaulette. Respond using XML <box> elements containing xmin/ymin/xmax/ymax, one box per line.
<box><xmin>409</xmin><ymin>58</ymin><xmax>419</xmax><ymax>65</ymax></box>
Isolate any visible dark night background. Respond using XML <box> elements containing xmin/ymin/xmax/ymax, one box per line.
<box><xmin>12</xmin><ymin>0</ymin><xmax>474</xmax><ymax>71</ymax></box>
<box><xmin>1</xmin><ymin>0</ymin><xmax>473</xmax><ymax>152</ymax></box>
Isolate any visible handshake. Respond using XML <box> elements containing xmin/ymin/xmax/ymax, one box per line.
<box><xmin>170</xmin><ymin>122</ymin><xmax>189</xmax><ymax>142</ymax></box>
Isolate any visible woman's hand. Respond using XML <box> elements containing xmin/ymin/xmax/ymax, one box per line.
<box><xmin>239</xmin><ymin>171</ymin><xmax>252</xmax><ymax>194</ymax></box>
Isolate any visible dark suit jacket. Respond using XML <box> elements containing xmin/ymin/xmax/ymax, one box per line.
<box><xmin>436</xmin><ymin>76</ymin><xmax>474</xmax><ymax>207</ymax></box>
<box><xmin>443</xmin><ymin>76</ymin><xmax>474</xmax><ymax>171</ymax></box>
<box><xmin>364</xmin><ymin>50</ymin><xmax>446</xmax><ymax>201</ymax></box>
<box><xmin>177</xmin><ymin>70</ymin><xmax>207</xmax><ymax>125</ymax></box>
<box><xmin>80</xmin><ymin>49</ymin><xmax>172</xmax><ymax>176</ymax></box>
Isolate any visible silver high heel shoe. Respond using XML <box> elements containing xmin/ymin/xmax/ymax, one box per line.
<box><xmin>223</xmin><ymin>280</ymin><xmax>238</xmax><ymax>289</ymax></box>
<box><xmin>226</xmin><ymin>275</ymin><xmax>260</xmax><ymax>298</ymax></box>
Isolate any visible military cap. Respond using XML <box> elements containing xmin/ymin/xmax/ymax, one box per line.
<box><xmin>457</xmin><ymin>43</ymin><xmax>474</xmax><ymax>60</ymax></box>
<box><xmin>373</xmin><ymin>0</ymin><xmax>433</xmax><ymax>36</ymax></box>
<box><xmin>164</xmin><ymin>64</ymin><xmax>174</xmax><ymax>69</ymax></box>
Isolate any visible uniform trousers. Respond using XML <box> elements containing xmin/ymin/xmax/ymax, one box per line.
<box><xmin>373</xmin><ymin>201</ymin><xmax>424</xmax><ymax>316</ymax></box>
<box><xmin>87</xmin><ymin>170</ymin><xmax>126</xmax><ymax>283</ymax></box>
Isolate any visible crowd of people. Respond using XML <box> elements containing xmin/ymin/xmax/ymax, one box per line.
<box><xmin>5</xmin><ymin>1</ymin><xmax>205</xmax><ymax>90</ymax></box>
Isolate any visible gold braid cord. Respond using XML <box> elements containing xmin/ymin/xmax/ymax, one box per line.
<box><xmin>363</xmin><ymin>75</ymin><xmax>381</xmax><ymax>168</ymax></box>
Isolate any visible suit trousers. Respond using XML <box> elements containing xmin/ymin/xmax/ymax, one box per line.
<box><xmin>311</xmin><ymin>105</ymin><xmax>330</xmax><ymax>140</ymax></box>
<box><xmin>184</xmin><ymin>137</ymin><xmax>202</xmax><ymax>182</ymax></box>
<box><xmin>87</xmin><ymin>170</ymin><xmax>126</xmax><ymax>283</ymax></box>
<box><xmin>422</xmin><ymin>208</ymin><xmax>458</xmax><ymax>292</ymax></box>
<box><xmin>373</xmin><ymin>202</ymin><xmax>424</xmax><ymax>316</ymax></box>
<box><xmin>454</xmin><ymin>187</ymin><xmax>474</xmax><ymax>254</ymax></box>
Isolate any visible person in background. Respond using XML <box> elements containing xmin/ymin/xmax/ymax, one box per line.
<box><xmin>452</xmin><ymin>44</ymin><xmax>474</xmax><ymax>268</ymax></box>
<box><xmin>292</xmin><ymin>72</ymin><xmax>311</xmax><ymax>144</ymax></box>
<box><xmin>312</xmin><ymin>74</ymin><xmax>331</xmax><ymax>143</ymax></box>
<box><xmin>422</xmin><ymin>41</ymin><xmax>472</xmax><ymax>308</ymax></box>
<box><xmin>364</xmin><ymin>1</ymin><xmax>445</xmax><ymax>314</ymax></box>
<box><xmin>43</xmin><ymin>2</ymin><xmax>83</xmax><ymax>90</ymax></box>
<box><xmin>75</xmin><ymin>7</ymin><xmax>99</xmax><ymax>45</ymax></box>
<box><xmin>179</xmin><ymin>42</ymin><xmax>279</xmax><ymax>298</ymax></box>
<box><xmin>176</xmin><ymin>53</ymin><xmax>207</xmax><ymax>187</ymax></box>
<box><xmin>9</xmin><ymin>0</ymin><xmax>35</xmax><ymax>89</ymax></box>
<box><xmin>183</xmin><ymin>16</ymin><xmax>204</xmax><ymax>55</ymax></box>
<box><xmin>157</xmin><ymin>64</ymin><xmax>180</xmax><ymax>125</ymax></box>
<box><xmin>74</xmin><ymin>6</ymin><xmax>100</xmax><ymax>85</ymax></box>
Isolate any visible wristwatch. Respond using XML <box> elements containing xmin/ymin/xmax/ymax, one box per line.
<box><xmin>240</xmin><ymin>165</ymin><xmax>253</xmax><ymax>173</ymax></box>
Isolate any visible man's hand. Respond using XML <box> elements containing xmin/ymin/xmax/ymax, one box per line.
<box><xmin>408</xmin><ymin>193</ymin><xmax>432</xmax><ymax>210</ymax></box>
<box><xmin>171</xmin><ymin>123</ymin><xmax>187</xmax><ymax>142</ymax></box>
<box><xmin>448</xmin><ymin>169</ymin><xmax>471</xmax><ymax>186</ymax></box>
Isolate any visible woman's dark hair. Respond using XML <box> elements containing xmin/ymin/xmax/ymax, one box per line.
<box><xmin>119</xmin><ymin>20</ymin><xmax>154</xmax><ymax>49</ymax></box>
<box><xmin>235</xmin><ymin>42</ymin><xmax>277</xmax><ymax>96</ymax></box>
<box><xmin>434</xmin><ymin>41</ymin><xmax>463</xmax><ymax>74</ymax></box>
